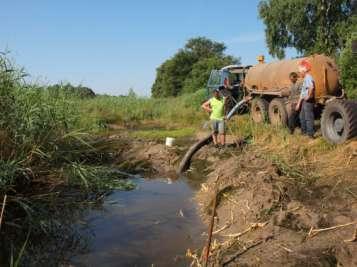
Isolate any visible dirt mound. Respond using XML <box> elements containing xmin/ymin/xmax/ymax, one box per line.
<box><xmin>194</xmin><ymin>145</ymin><xmax>357</xmax><ymax>267</ymax></box>
<box><xmin>116</xmin><ymin>138</ymin><xmax>183</xmax><ymax>176</ymax></box>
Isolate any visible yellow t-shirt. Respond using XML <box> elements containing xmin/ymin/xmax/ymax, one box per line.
<box><xmin>209</xmin><ymin>97</ymin><xmax>225</xmax><ymax>120</ymax></box>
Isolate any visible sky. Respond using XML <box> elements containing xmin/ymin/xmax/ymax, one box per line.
<box><xmin>1</xmin><ymin>0</ymin><xmax>297</xmax><ymax>96</ymax></box>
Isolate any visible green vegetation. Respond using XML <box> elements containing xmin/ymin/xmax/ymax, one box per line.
<box><xmin>0</xmin><ymin>54</ymin><xmax>135</xmax><ymax>266</ymax></box>
<box><xmin>339</xmin><ymin>32</ymin><xmax>357</xmax><ymax>99</ymax></box>
<box><xmin>47</xmin><ymin>82</ymin><xmax>96</xmax><ymax>98</ymax></box>
<box><xmin>79</xmin><ymin>88</ymin><xmax>207</xmax><ymax>130</ymax></box>
<box><xmin>259</xmin><ymin>0</ymin><xmax>355</xmax><ymax>58</ymax></box>
<box><xmin>151</xmin><ymin>37</ymin><xmax>239</xmax><ymax>97</ymax></box>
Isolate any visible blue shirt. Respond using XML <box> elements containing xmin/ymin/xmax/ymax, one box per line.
<box><xmin>300</xmin><ymin>74</ymin><xmax>314</xmax><ymax>98</ymax></box>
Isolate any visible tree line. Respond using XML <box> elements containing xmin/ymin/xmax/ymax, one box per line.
<box><xmin>151</xmin><ymin>37</ymin><xmax>239</xmax><ymax>98</ymax></box>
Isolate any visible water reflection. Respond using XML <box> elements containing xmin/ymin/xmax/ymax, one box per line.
<box><xmin>71</xmin><ymin>164</ymin><xmax>207</xmax><ymax>267</ymax></box>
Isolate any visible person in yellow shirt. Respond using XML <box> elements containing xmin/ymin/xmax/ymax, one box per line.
<box><xmin>201</xmin><ymin>89</ymin><xmax>226</xmax><ymax>147</ymax></box>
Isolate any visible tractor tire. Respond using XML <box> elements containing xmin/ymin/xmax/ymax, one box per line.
<box><xmin>268</xmin><ymin>98</ymin><xmax>288</xmax><ymax>126</ymax></box>
<box><xmin>321</xmin><ymin>100</ymin><xmax>357</xmax><ymax>144</ymax></box>
<box><xmin>251</xmin><ymin>98</ymin><xmax>269</xmax><ymax>123</ymax></box>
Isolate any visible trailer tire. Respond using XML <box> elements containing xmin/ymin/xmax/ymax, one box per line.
<box><xmin>321</xmin><ymin>100</ymin><xmax>357</xmax><ymax>144</ymax></box>
<box><xmin>251</xmin><ymin>98</ymin><xmax>269</xmax><ymax>123</ymax></box>
<box><xmin>268</xmin><ymin>98</ymin><xmax>288</xmax><ymax>126</ymax></box>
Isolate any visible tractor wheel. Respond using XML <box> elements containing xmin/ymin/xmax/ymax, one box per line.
<box><xmin>321</xmin><ymin>100</ymin><xmax>357</xmax><ymax>144</ymax></box>
<box><xmin>251</xmin><ymin>98</ymin><xmax>269</xmax><ymax>123</ymax></box>
<box><xmin>268</xmin><ymin>98</ymin><xmax>288</xmax><ymax>126</ymax></box>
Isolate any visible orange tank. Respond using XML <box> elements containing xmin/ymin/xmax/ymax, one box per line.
<box><xmin>244</xmin><ymin>54</ymin><xmax>340</xmax><ymax>100</ymax></box>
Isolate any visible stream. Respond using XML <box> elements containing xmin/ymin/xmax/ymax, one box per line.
<box><xmin>70</xmin><ymin>162</ymin><xmax>208</xmax><ymax>267</ymax></box>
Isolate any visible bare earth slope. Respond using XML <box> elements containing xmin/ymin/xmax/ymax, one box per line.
<box><xmin>110</xmin><ymin>131</ymin><xmax>357</xmax><ymax>266</ymax></box>
<box><xmin>194</xmin><ymin>139</ymin><xmax>357</xmax><ymax>267</ymax></box>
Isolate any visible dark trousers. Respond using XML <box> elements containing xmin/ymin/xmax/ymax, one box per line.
<box><xmin>288</xmin><ymin>102</ymin><xmax>300</xmax><ymax>134</ymax></box>
<box><xmin>299</xmin><ymin>101</ymin><xmax>315</xmax><ymax>137</ymax></box>
<box><xmin>288</xmin><ymin>110</ymin><xmax>299</xmax><ymax>133</ymax></box>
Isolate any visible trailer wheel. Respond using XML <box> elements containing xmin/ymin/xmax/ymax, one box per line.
<box><xmin>268</xmin><ymin>98</ymin><xmax>288</xmax><ymax>126</ymax></box>
<box><xmin>251</xmin><ymin>98</ymin><xmax>269</xmax><ymax>123</ymax></box>
<box><xmin>321</xmin><ymin>100</ymin><xmax>357</xmax><ymax>144</ymax></box>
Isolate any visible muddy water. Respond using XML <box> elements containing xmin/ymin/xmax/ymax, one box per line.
<box><xmin>71</xmin><ymin>165</ymin><xmax>207</xmax><ymax>266</ymax></box>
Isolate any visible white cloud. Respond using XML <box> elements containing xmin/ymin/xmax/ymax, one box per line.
<box><xmin>226</xmin><ymin>33</ymin><xmax>265</xmax><ymax>44</ymax></box>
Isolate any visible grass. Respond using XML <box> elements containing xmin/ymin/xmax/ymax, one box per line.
<box><xmin>227</xmin><ymin>115</ymin><xmax>356</xmax><ymax>185</ymax></box>
<box><xmin>0</xmin><ymin>54</ymin><xmax>141</xmax><ymax>265</ymax></box>
<box><xmin>77</xmin><ymin>89</ymin><xmax>207</xmax><ymax>131</ymax></box>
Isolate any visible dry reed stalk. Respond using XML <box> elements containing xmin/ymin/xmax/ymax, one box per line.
<box><xmin>221</xmin><ymin>222</ymin><xmax>268</xmax><ymax>238</ymax></box>
<box><xmin>308</xmin><ymin>221</ymin><xmax>357</xmax><ymax>238</ymax></box>
<box><xmin>344</xmin><ymin>225</ymin><xmax>357</xmax><ymax>242</ymax></box>
<box><xmin>204</xmin><ymin>175</ymin><xmax>221</xmax><ymax>267</ymax></box>
<box><xmin>0</xmin><ymin>194</ymin><xmax>8</xmax><ymax>232</ymax></box>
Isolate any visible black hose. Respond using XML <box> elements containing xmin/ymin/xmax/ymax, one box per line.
<box><xmin>177</xmin><ymin>134</ymin><xmax>212</xmax><ymax>174</ymax></box>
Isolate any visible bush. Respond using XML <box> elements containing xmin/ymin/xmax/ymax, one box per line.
<box><xmin>339</xmin><ymin>33</ymin><xmax>357</xmax><ymax>99</ymax></box>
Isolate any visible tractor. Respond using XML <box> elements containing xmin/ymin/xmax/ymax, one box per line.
<box><xmin>207</xmin><ymin>55</ymin><xmax>357</xmax><ymax>144</ymax></box>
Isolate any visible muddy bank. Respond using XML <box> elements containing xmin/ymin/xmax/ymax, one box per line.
<box><xmin>110</xmin><ymin>135</ymin><xmax>186</xmax><ymax>176</ymax></box>
<box><xmin>191</xmin><ymin>140</ymin><xmax>357</xmax><ymax>267</ymax></box>
<box><xmin>94</xmin><ymin>134</ymin><xmax>357</xmax><ymax>266</ymax></box>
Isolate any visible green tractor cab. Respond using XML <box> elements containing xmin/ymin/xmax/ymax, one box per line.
<box><xmin>207</xmin><ymin>65</ymin><xmax>252</xmax><ymax>115</ymax></box>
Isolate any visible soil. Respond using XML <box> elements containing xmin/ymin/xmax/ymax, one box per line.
<box><xmin>110</xmin><ymin>133</ymin><xmax>357</xmax><ymax>266</ymax></box>
<box><xmin>107</xmin><ymin>132</ymin><xmax>188</xmax><ymax>179</ymax></box>
<box><xmin>193</xmin><ymin>140</ymin><xmax>357</xmax><ymax>267</ymax></box>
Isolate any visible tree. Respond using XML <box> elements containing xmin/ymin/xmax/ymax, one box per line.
<box><xmin>151</xmin><ymin>37</ymin><xmax>238</xmax><ymax>97</ymax></box>
<box><xmin>151</xmin><ymin>50</ymin><xmax>196</xmax><ymax>97</ymax></box>
<box><xmin>48</xmin><ymin>83</ymin><xmax>96</xmax><ymax>98</ymax></box>
<box><xmin>182</xmin><ymin>56</ymin><xmax>238</xmax><ymax>94</ymax></box>
<box><xmin>184</xmin><ymin>37</ymin><xmax>226</xmax><ymax>59</ymax></box>
<box><xmin>339</xmin><ymin>33</ymin><xmax>357</xmax><ymax>99</ymax></box>
<box><xmin>127</xmin><ymin>88</ymin><xmax>137</xmax><ymax>98</ymax></box>
<box><xmin>259</xmin><ymin>0</ymin><xmax>355</xmax><ymax>58</ymax></box>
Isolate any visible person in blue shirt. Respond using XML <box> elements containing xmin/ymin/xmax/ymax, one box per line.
<box><xmin>296</xmin><ymin>59</ymin><xmax>315</xmax><ymax>138</ymax></box>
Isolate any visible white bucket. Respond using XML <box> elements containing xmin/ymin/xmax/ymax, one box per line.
<box><xmin>165</xmin><ymin>137</ymin><xmax>175</xmax><ymax>147</ymax></box>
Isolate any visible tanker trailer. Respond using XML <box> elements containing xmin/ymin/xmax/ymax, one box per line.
<box><xmin>243</xmin><ymin>54</ymin><xmax>357</xmax><ymax>144</ymax></box>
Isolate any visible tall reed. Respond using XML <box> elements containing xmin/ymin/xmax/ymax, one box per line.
<box><xmin>0</xmin><ymin>54</ymin><xmax>133</xmax><ymax>265</ymax></box>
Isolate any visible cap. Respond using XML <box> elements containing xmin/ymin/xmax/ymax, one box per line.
<box><xmin>298</xmin><ymin>59</ymin><xmax>312</xmax><ymax>72</ymax></box>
